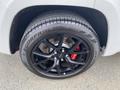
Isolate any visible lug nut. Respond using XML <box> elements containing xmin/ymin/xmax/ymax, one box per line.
<box><xmin>63</xmin><ymin>73</ymin><xmax>66</xmax><ymax>75</ymax></box>
<box><xmin>54</xmin><ymin>51</ymin><xmax>57</xmax><ymax>54</ymax></box>
<box><xmin>61</xmin><ymin>59</ymin><xmax>64</xmax><ymax>61</ymax></box>
<box><xmin>66</xmin><ymin>54</ymin><xmax>68</xmax><ymax>57</ymax></box>
<box><xmin>62</xmin><ymin>48</ymin><xmax>65</xmax><ymax>52</ymax></box>
<box><xmin>54</xmin><ymin>57</ymin><xmax>57</xmax><ymax>60</ymax></box>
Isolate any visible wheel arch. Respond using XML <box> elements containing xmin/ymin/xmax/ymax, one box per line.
<box><xmin>10</xmin><ymin>5</ymin><xmax>108</xmax><ymax>54</ymax></box>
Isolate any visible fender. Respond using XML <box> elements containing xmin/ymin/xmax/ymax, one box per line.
<box><xmin>95</xmin><ymin>0</ymin><xmax>120</xmax><ymax>56</ymax></box>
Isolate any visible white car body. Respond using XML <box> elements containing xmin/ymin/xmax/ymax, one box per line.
<box><xmin>0</xmin><ymin>0</ymin><xmax>119</xmax><ymax>56</ymax></box>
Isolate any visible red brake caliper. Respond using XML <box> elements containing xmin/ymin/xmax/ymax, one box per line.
<box><xmin>70</xmin><ymin>53</ymin><xmax>78</xmax><ymax>60</ymax></box>
<box><xmin>70</xmin><ymin>46</ymin><xmax>80</xmax><ymax>60</ymax></box>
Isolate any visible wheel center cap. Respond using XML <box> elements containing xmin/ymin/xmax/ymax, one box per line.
<box><xmin>55</xmin><ymin>48</ymin><xmax>66</xmax><ymax>58</ymax></box>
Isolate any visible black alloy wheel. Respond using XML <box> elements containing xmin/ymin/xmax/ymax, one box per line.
<box><xmin>20</xmin><ymin>11</ymin><xmax>100</xmax><ymax>79</ymax></box>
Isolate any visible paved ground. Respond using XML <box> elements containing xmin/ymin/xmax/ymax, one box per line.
<box><xmin>0</xmin><ymin>52</ymin><xmax>120</xmax><ymax>90</ymax></box>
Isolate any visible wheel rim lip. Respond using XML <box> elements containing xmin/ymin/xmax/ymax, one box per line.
<box><xmin>27</xmin><ymin>31</ymin><xmax>94</xmax><ymax>78</ymax></box>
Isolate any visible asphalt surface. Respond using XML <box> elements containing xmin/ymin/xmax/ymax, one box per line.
<box><xmin>0</xmin><ymin>52</ymin><xmax>120</xmax><ymax>90</ymax></box>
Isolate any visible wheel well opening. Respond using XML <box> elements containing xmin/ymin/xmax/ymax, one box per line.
<box><xmin>10</xmin><ymin>5</ymin><xmax>108</xmax><ymax>54</ymax></box>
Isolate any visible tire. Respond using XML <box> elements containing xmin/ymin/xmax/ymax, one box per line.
<box><xmin>20</xmin><ymin>11</ymin><xmax>100</xmax><ymax>79</ymax></box>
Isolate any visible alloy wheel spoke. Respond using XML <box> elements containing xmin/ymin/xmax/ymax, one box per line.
<box><xmin>66</xmin><ymin>55</ymin><xmax>86</xmax><ymax>65</ymax></box>
<box><xmin>74</xmin><ymin>50</ymin><xmax>89</xmax><ymax>55</ymax></box>
<box><xmin>58</xmin><ymin>35</ymin><xmax>64</xmax><ymax>48</ymax></box>
<box><xmin>56</xmin><ymin>65</ymin><xmax>61</xmax><ymax>75</ymax></box>
<box><xmin>69</xmin><ymin>40</ymin><xmax>82</xmax><ymax>53</ymax></box>
<box><xmin>66</xmin><ymin>60</ymin><xmax>75</xmax><ymax>70</ymax></box>
<box><xmin>46</xmin><ymin>59</ymin><xmax>62</xmax><ymax>75</ymax></box>
<box><xmin>55</xmin><ymin>60</ymin><xmax>61</xmax><ymax>75</ymax></box>
<box><xmin>33</xmin><ymin>63</ymin><xmax>46</xmax><ymax>69</ymax></box>
<box><xmin>46</xmin><ymin>64</ymin><xmax>56</xmax><ymax>72</ymax></box>
<box><xmin>32</xmin><ymin>51</ymin><xmax>53</xmax><ymax>58</ymax></box>
<box><xmin>33</xmin><ymin>58</ymin><xmax>49</xmax><ymax>66</ymax></box>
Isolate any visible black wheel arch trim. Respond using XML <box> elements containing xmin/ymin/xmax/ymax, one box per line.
<box><xmin>9</xmin><ymin>5</ymin><xmax>108</xmax><ymax>54</ymax></box>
